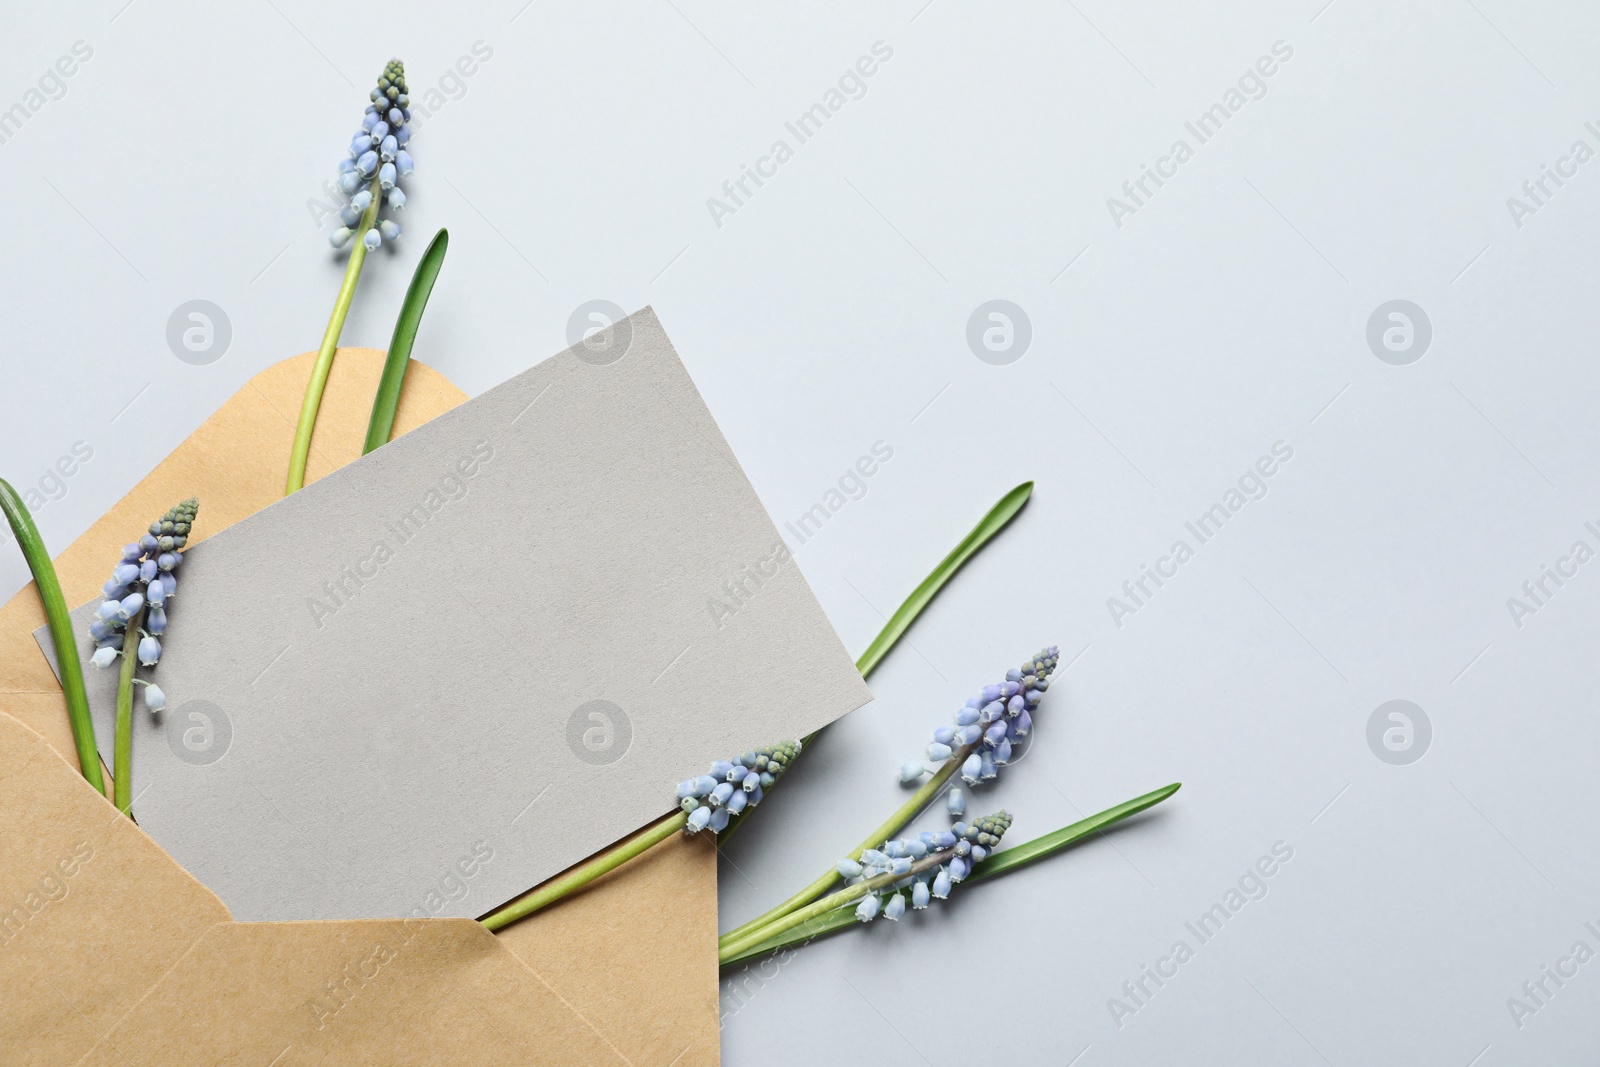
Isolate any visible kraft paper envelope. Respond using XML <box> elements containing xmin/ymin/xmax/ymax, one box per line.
<box><xmin>0</xmin><ymin>711</ymin><xmax>698</xmax><ymax>1065</ymax></box>
<box><xmin>38</xmin><ymin>306</ymin><xmax>870</xmax><ymax>923</ymax></box>
<box><xmin>3</xmin><ymin>346</ymin><xmax>720</xmax><ymax>1064</ymax></box>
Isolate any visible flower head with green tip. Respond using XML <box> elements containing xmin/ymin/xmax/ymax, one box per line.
<box><xmin>90</xmin><ymin>497</ymin><xmax>197</xmax><ymax>714</ymax></box>
<box><xmin>842</xmin><ymin>810</ymin><xmax>1014</xmax><ymax>921</ymax></box>
<box><xmin>678</xmin><ymin>740</ymin><xmax>802</xmax><ymax>835</ymax></box>
<box><xmin>905</xmin><ymin>646</ymin><xmax>1059</xmax><ymax>788</ymax></box>
<box><xmin>330</xmin><ymin>59</ymin><xmax>414</xmax><ymax>253</ymax></box>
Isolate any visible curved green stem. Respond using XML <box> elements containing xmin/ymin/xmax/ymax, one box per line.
<box><xmin>0</xmin><ymin>478</ymin><xmax>103</xmax><ymax>794</ymax></box>
<box><xmin>113</xmin><ymin>606</ymin><xmax>144</xmax><ymax>816</ymax></box>
<box><xmin>285</xmin><ymin>176</ymin><xmax>383</xmax><ymax>496</ymax></box>
<box><xmin>480</xmin><ymin>810</ymin><xmax>686</xmax><ymax>932</ymax></box>
<box><xmin>719</xmin><ymin>742</ymin><xmax>969</xmax><ymax>948</ymax></box>
<box><xmin>719</xmin><ymin>850</ymin><xmax>946</xmax><ymax>964</ymax></box>
<box><xmin>718</xmin><ymin>482</ymin><xmax>1033</xmax><ymax>843</ymax></box>
<box><xmin>719</xmin><ymin>783</ymin><xmax>1183</xmax><ymax>968</ymax></box>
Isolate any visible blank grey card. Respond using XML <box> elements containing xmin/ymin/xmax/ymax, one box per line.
<box><xmin>37</xmin><ymin>307</ymin><xmax>872</xmax><ymax>921</ymax></box>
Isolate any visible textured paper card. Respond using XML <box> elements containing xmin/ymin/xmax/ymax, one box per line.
<box><xmin>6</xmin><ymin>349</ymin><xmax>719</xmax><ymax>1064</ymax></box>
<box><xmin>39</xmin><ymin>307</ymin><xmax>870</xmax><ymax>921</ymax></box>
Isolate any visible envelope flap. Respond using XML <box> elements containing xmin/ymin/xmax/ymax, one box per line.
<box><xmin>80</xmin><ymin>918</ymin><xmax>634</xmax><ymax>1066</ymax></box>
<box><xmin>0</xmin><ymin>711</ymin><xmax>230</xmax><ymax>1063</ymax></box>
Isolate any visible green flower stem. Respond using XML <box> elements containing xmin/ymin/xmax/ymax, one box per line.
<box><xmin>480</xmin><ymin>810</ymin><xmax>686</xmax><ymax>932</ymax></box>
<box><xmin>719</xmin><ymin>782</ymin><xmax>1182</xmax><ymax>968</ymax></box>
<box><xmin>718</xmin><ymin>481</ymin><xmax>1033</xmax><ymax>844</ymax></box>
<box><xmin>718</xmin><ymin>850</ymin><xmax>948</xmax><ymax>964</ymax></box>
<box><xmin>0</xmin><ymin>478</ymin><xmax>103</xmax><ymax>795</ymax></box>
<box><xmin>113</xmin><ymin>605</ymin><xmax>144</xmax><ymax>816</ymax></box>
<box><xmin>285</xmin><ymin>176</ymin><xmax>383</xmax><ymax>496</ymax></box>
<box><xmin>718</xmin><ymin>741</ymin><xmax>972</xmax><ymax>949</ymax></box>
<box><xmin>486</xmin><ymin>481</ymin><xmax>1036</xmax><ymax>933</ymax></box>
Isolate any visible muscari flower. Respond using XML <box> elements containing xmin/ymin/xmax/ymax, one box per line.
<box><xmin>90</xmin><ymin>498</ymin><xmax>197</xmax><ymax>712</ymax></box>
<box><xmin>678</xmin><ymin>740</ymin><xmax>802</xmax><ymax>835</ymax></box>
<box><xmin>902</xmin><ymin>647</ymin><xmax>1060</xmax><ymax>789</ymax></box>
<box><xmin>841</xmin><ymin>810</ymin><xmax>1014</xmax><ymax>922</ymax></box>
<box><xmin>330</xmin><ymin>59</ymin><xmax>414</xmax><ymax>253</ymax></box>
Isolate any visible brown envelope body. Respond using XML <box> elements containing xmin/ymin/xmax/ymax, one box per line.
<box><xmin>0</xmin><ymin>351</ymin><xmax>718</xmax><ymax>1064</ymax></box>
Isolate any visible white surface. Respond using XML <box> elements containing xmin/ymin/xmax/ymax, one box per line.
<box><xmin>1</xmin><ymin>1</ymin><xmax>1597</xmax><ymax>1063</ymax></box>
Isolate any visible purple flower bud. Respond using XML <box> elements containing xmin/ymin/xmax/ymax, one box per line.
<box><xmin>119</xmin><ymin>592</ymin><xmax>144</xmax><ymax>619</ymax></box>
<box><xmin>91</xmin><ymin>646</ymin><xmax>118</xmax><ymax>669</ymax></box>
<box><xmin>933</xmin><ymin>725</ymin><xmax>956</xmax><ymax>745</ymax></box>
<box><xmin>837</xmin><ymin>858</ymin><xmax>863</xmax><ymax>879</ymax></box>
<box><xmin>140</xmin><ymin>559</ymin><xmax>158</xmax><ymax>583</ymax></box>
<box><xmin>114</xmin><ymin>563</ymin><xmax>139</xmax><ymax>586</ymax></box>
<box><xmin>395</xmin><ymin>150</ymin><xmax>414</xmax><ymax>177</ymax></box>
<box><xmin>357</xmin><ymin>150</ymin><xmax>379</xmax><ymax>177</ymax></box>
<box><xmin>911</xmin><ymin>881</ymin><xmax>931</xmax><ymax>909</ymax></box>
<box><xmin>121</xmin><ymin>542</ymin><xmax>142</xmax><ymax>562</ymax></box>
<box><xmin>137</xmin><ymin>634</ymin><xmax>161</xmax><ymax>666</ymax></box>
<box><xmin>961</xmin><ymin>753</ymin><xmax>982</xmax><ymax>785</ymax></box>
<box><xmin>855</xmin><ymin>895</ymin><xmax>881</xmax><ymax>922</ymax></box>
<box><xmin>710</xmin><ymin>782</ymin><xmax>734</xmax><ymax>807</ymax></box>
<box><xmin>883</xmin><ymin>892</ymin><xmax>907</xmax><ymax>920</ymax></box>
<box><xmin>686</xmin><ymin>806</ymin><xmax>711</xmax><ymax>832</ymax></box>
<box><xmin>726</xmin><ymin>789</ymin><xmax>748</xmax><ymax>814</ymax></box>
<box><xmin>927</xmin><ymin>742</ymin><xmax>953</xmax><ymax>762</ymax></box>
<box><xmin>157</xmin><ymin>553</ymin><xmax>178</xmax><ymax>571</ymax></box>
<box><xmin>707</xmin><ymin>807</ymin><xmax>731</xmax><ymax>833</ymax></box>
<box><xmin>946</xmin><ymin>788</ymin><xmax>966</xmax><ymax>817</ymax></box>
<box><xmin>949</xmin><ymin>856</ymin><xmax>971</xmax><ymax>882</ymax></box>
<box><xmin>145</xmin><ymin>605</ymin><xmax>168</xmax><ymax>635</ymax></box>
<box><xmin>143</xmin><ymin>683</ymin><xmax>166</xmax><ymax>713</ymax></box>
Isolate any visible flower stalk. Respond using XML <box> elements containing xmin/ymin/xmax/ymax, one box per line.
<box><xmin>718</xmin><ymin>850</ymin><xmax>949</xmax><ymax>964</ymax></box>
<box><xmin>113</xmin><ymin>604</ymin><xmax>144</xmax><ymax>816</ymax></box>
<box><xmin>286</xmin><ymin>177</ymin><xmax>382</xmax><ymax>495</ymax></box>
<box><xmin>480</xmin><ymin>811</ymin><xmax>686</xmax><ymax>931</ymax></box>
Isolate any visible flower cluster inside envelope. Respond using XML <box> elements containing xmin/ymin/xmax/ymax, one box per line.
<box><xmin>34</xmin><ymin>307</ymin><xmax>871</xmax><ymax>923</ymax></box>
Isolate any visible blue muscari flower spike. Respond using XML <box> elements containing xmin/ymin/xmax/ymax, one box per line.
<box><xmin>679</xmin><ymin>740</ymin><xmax>802</xmax><ymax>834</ymax></box>
<box><xmin>903</xmin><ymin>647</ymin><xmax>1059</xmax><ymax>788</ymax></box>
<box><xmin>331</xmin><ymin>59</ymin><xmax>414</xmax><ymax>253</ymax></box>
<box><xmin>90</xmin><ymin>498</ymin><xmax>197</xmax><ymax>711</ymax></box>
<box><xmin>841</xmin><ymin>811</ymin><xmax>1013</xmax><ymax>922</ymax></box>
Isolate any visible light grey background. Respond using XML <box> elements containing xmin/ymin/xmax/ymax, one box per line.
<box><xmin>0</xmin><ymin>1</ymin><xmax>1596</xmax><ymax>1064</ymax></box>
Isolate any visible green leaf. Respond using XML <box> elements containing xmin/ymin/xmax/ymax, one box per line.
<box><xmin>854</xmin><ymin>481</ymin><xmax>1032</xmax><ymax>678</ymax></box>
<box><xmin>0</xmin><ymin>478</ymin><xmax>104</xmax><ymax>794</ymax></box>
<box><xmin>965</xmin><ymin>782</ymin><xmax>1181</xmax><ymax>886</ymax></box>
<box><xmin>363</xmin><ymin>228</ymin><xmax>449</xmax><ymax>455</ymax></box>
<box><xmin>719</xmin><ymin>782</ymin><xmax>1180</xmax><ymax>968</ymax></box>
